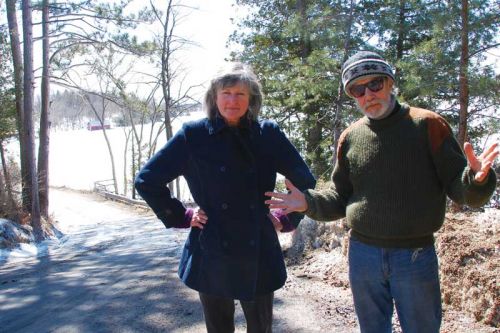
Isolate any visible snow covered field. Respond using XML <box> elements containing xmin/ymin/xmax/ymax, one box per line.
<box><xmin>50</xmin><ymin>110</ymin><xmax>206</xmax><ymax>195</ymax></box>
<box><xmin>1</xmin><ymin>111</ymin><xmax>205</xmax><ymax>266</ymax></box>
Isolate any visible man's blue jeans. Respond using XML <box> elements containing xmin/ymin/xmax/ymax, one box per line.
<box><xmin>348</xmin><ymin>238</ymin><xmax>442</xmax><ymax>333</ymax></box>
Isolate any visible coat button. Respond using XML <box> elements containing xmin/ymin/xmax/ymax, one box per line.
<box><xmin>165</xmin><ymin>209</ymin><xmax>172</xmax><ymax>216</ymax></box>
<box><xmin>220</xmin><ymin>166</ymin><xmax>226</xmax><ymax>172</ymax></box>
<box><xmin>249</xmin><ymin>240</ymin><xmax>255</xmax><ymax>247</ymax></box>
<box><xmin>249</xmin><ymin>204</ymin><xmax>255</xmax><ymax>210</ymax></box>
<box><xmin>222</xmin><ymin>241</ymin><xmax>228</xmax><ymax>248</ymax></box>
<box><xmin>221</xmin><ymin>203</ymin><xmax>228</xmax><ymax>210</ymax></box>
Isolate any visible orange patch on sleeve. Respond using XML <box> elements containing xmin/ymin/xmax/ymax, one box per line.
<box><xmin>409</xmin><ymin>107</ymin><xmax>452</xmax><ymax>154</ymax></box>
<box><xmin>336</xmin><ymin>119</ymin><xmax>363</xmax><ymax>161</ymax></box>
<box><xmin>427</xmin><ymin>118</ymin><xmax>452</xmax><ymax>154</ymax></box>
<box><xmin>336</xmin><ymin>132</ymin><xmax>347</xmax><ymax>161</ymax></box>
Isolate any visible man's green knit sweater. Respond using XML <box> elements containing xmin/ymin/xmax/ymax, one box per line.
<box><xmin>304</xmin><ymin>101</ymin><xmax>497</xmax><ymax>248</ymax></box>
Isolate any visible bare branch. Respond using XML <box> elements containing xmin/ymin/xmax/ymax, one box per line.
<box><xmin>468</xmin><ymin>43</ymin><xmax>500</xmax><ymax>60</ymax></box>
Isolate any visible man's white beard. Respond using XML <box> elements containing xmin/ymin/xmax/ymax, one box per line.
<box><xmin>359</xmin><ymin>95</ymin><xmax>395</xmax><ymax>120</ymax></box>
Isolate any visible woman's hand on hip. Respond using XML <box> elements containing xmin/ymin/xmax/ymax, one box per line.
<box><xmin>190</xmin><ymin>208</ymin><xmax>208</xmax><ymax>229</ymax></box>
<box><xmin>268</xmin><ymin>212</ymin><xmax>283</xmax><ymax>232</ymax></box>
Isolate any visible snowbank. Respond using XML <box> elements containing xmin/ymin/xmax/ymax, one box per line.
<box><xmin>0</xmin><ymin>218</ymin><xmax>34</xmax><ymax>248</ymax></box>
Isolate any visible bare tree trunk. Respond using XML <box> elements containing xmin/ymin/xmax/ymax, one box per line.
<box><xmin>0</xmin><ymin>140</ymin><xmax>19</xmax><ymax>217</ymax></box>
<box><xmin>84</xmin><ymin>94</ymin><xmax>118</xmax><ymax>194</ymax></box>
<box><xmin>111</xmin><ymin>97</ymin><xmax>144</xmax><ymax>201</ymax></box>
<box><xmin>157</xmin><ymin>0</ymin><xmax>175</xmax><ymax>141</ymax></box>
<box><xmin>395</xmin><ymin>0</ymin><xmax>406</xmax><ymax>80</ymax></box>
<box><xmin>123</xmin><ymin>128</ymin><xmax>131</xmax><ymax>196</ymax></box>
<box><xmin>150</xmin><ymin>0</ymin><xmax>196</xmax><ymax>198</ymax></box>
<box><xmin>297</xmin><ymin>0</ymin><xmax>311</xmax><ymax>59</ymax></box>
<box><xmin>458</xmin><ymin>0</ymin><xmax>469</xmax><ymax>147</ymax></box>
<box><xmin>450</xmin><ymin>0</ymin><xmax>471</xmax><ymax>212</ymax></box>
<box><xmin>38</xmin><ymin>0</ymin><xmax>51</xmax><ymax>218</ymax></box>
<box><xmin>6</xmin><ymin>0</ymin><xmax>29</xmax><ymax>212</ymax></box>
<box><xmin>160</xmin><ymin>0</ymin><xmax>175</xmax><ymax>195</ymax></box>
<box><xmin>101</xmin><ymin>125</ymin><xmax>118</xmax><ymax>194</ymax></box>
<box><xmin>131</xmin><ymin>133</ymin><xmax>136</xmax><ymax>199</ymax></box>
<box><xmin>0</xmin><ymin>171</ymin><xmax>6</xmax><ymax>214</ymax></box>
<box><xmin>22</xmin><ymin>0</ymin><xmax>42</xmax><ymax>239</ymax></box>
<box><xmin>127</xmin><ymin>106</ymin><xmax>144</xmax><ymax>187</ymax></box>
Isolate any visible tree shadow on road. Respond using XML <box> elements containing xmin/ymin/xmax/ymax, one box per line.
<box><xmin>0</xmin><ymin>227</ymin><xmax>206</xmax><ymax>332</ymax></box>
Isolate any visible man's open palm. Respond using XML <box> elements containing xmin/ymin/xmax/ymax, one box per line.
<box><xmin>464</xmin><ymin>142</ymin><xmax>498</xmax><ymax>183</ymax></box>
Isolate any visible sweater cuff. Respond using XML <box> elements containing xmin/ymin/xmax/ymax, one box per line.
<box><xmin>178</xmin><ymin>208</ymin><xmax>193</xmax><ymax>229</ymax></box>
<box><xmin>271</xmin><ymin>209</ymin><xmax>294</xmax><ymax>233</ymax></box>
<box><xmin>462</xmin><ymin>166</ymin><xmax>497</xmax><ymax>207</ymax></box>
<box><xmin>464</xmin><ymin>166</ymin><xmax>496</xmax><ymax>187</ymax></box>
<box><xmin>303</xmin><ymin>189</ymin><xmax>317</xmax><ymax>217</ymax></box>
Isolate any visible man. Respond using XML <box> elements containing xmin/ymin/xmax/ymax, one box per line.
<box><xmin>265</xmin><ymin>51</ymin><xmax>498</xmax><ymax>333</ymax></box>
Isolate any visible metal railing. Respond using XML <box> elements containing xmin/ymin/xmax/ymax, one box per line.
<box><xmin>93</xmin><ymin>179</ymin><xmax>196</xmax><ymax>208</ymax></box>
<box><xmin>94</xmin><ymin>179</ymin><xmax>116</xmax><ymax>193</ymax></box>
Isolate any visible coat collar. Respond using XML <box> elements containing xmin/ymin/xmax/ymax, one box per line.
<box><xmin>207</xmin><ymin>114</ymin><xmax>254</xmax><ymax>135</ymax></box>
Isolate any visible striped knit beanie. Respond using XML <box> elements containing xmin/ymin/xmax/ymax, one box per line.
<box><xmin>341</xmin><ymin>51</ymin><xmax>395</xmax><ymax>97</ymax></box>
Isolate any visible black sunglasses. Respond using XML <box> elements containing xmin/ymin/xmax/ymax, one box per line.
<box><xmin>348</xmin><ymin>77</ymin><xmax>385</xmax><ymax>98</ymax></box>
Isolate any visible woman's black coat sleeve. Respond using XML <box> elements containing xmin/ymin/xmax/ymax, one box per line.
<box><xmin>134</xmin><ymin>125</ymin><xmax>189</xmax><ymax>228</ymax></box>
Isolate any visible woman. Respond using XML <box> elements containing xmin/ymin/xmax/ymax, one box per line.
<box><xmin>135</xmin><ymin>62</ymin><xmax>316</xmax><ymax>333</ymax></box>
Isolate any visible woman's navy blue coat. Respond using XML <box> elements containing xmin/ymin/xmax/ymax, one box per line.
<box><xmin>135</xmin><ymin>117</ymin><xmax>316</xmax><ymax>301</ymax></box>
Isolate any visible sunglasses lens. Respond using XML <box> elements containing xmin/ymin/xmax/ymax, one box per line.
<box><xmin>350</xmin><ymin>85</ymin><xmax>366</xmax><ymax>98</ymax></box>
<box><xmin>349</xmin><ymin>77</ymin><xmax>385</xmax><ymax>98</ymax></box>
<box><xmin>367</xmin><ymin>78</ymin><xmax>384</xmax><ymax>92</ymax></box>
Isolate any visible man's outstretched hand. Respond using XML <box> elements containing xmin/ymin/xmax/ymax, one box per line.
<box><xmin>265</xmin><ymin>179</ymin><xmax>308</xmax><ymax>215</ymax></box>
<box><xmin>464</xmin><ymin>142</ymin><xmax>498</xmax><ymax>183</ymax></box>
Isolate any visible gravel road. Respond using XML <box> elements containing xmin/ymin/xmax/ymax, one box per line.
<box><xmin>0</xmin><ymin>188</ymin><xmax>358</xmax><ymax>333</ymax></box>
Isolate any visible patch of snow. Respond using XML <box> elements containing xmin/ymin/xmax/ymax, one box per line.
<box><xmin>0</xmin><ymin>188</ymin><xmax>188</xmax><ymax>268</ymax></box>
<box><xmin>0</xmin><ymin>219</ymin><xmax>34</xmax><ymax>245</ymax></box>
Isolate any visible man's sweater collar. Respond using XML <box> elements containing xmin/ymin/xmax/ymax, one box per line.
<box><xmin>362</xmin><ymin>98</ymin><xmax>409</xmax><ymax>130</ymax></box>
